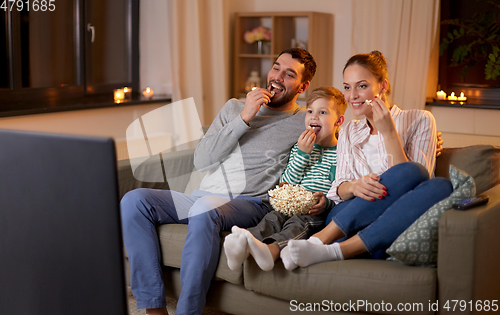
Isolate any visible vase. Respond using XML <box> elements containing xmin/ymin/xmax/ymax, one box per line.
<box><xmin>256</xmin><ymin>40</ymin><xmax>270</xmax><ymax>55</ymax></box>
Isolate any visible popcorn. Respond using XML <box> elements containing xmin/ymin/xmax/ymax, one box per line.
<box><xmin>365</xmin><ymin>94</ymin><xmax>379</xmax><ymax>106</ymax></box>
<box><xmin>268</xmin><ymin>183</ymin><xmax>317</xmax><ymax>216</ymax></box>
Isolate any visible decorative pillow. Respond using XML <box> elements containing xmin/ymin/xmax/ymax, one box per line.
<box><xmin>386</xmin><ymin>165</ymin><xmax>475</xmax><ymax>267</ymax></box>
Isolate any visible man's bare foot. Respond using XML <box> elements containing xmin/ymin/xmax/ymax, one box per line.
<box><xmin>146</xmin><ymin>307</ymin><xmax>168</xmax><ymax>315</ymax></box>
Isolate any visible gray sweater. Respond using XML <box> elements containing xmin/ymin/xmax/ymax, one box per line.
<box><xmin>194</xmin><ymin>98</ymin><xmax>306</xmax><ymax>200</ymax></box>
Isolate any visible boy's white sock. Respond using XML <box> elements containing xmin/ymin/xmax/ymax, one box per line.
<box><xmin>223</xmin><ymin>233</ymin><xmax>249</xmax><ymax>271</ymax></box>
<box><xmin>233</xmin><ymin>227</ymin><xmax>274</xmax><ymax>271</ymax></box>
<box><xmin>280</xmin><ymin>237</ymin><xmax>323</xmax><ymax>270</ymax></box>
<box><xmin>231</xmin><ymin>225</ymin><xmax>245</xmax><ymax>235</ymax></box>
<box><xmin>280</xmin><ymin>245</ymin><xmax>298</xmax><ymax>270</ymax></box>
<box><xmin>289</xmin><ymin>237</ymin><xmax>344</xmax><ymax>267</ymax></box>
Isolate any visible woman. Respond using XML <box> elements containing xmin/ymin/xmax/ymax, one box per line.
<box><xmin>285</xmin><ymin>51</ymin><xmax>453</xmax><ymax>267</ymax></box>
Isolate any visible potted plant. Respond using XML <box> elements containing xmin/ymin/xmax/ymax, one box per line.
<box><xmin>439</xmin><ymin>0</ymin><xmax>500</xmax><ymax>81</ymax></box>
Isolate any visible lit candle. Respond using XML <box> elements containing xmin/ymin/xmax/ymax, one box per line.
<box><xmin>447</xmin><ymin>92</ymin><xmax>458</xmax><ymax>101</ymax></box>
<box><xmin>457</xmin><ymin>92</ymin><xmax>467</xmax><ymax>101</ymax></box>
<box><xmin>123</xmin><ymin>87</ymin><xmax>132</xmax><ymax>99</ymax></box>
<box><xmin>142</xmin><ymin>87</ymin><xmax>154</xmax><ymax>99</ymax></box>
<box><xmin>114</xmin><ymin>88</ymin><xmax>125</xmax><ymax>102</ymax></box>
<box><xmin>436</xmin><ymin>90</ymin><xmax>447</xmax><ymax>100</ymax></box>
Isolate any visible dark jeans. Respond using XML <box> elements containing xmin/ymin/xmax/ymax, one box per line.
<box><xmin>248</xmin><ymin>210</ymin><xmax>327</xmax><ymax>249</ymax></box>
<box><xmin>327</xmin><ymin>162</ymin><xmax>453</xmax><ymax>254</ymax></box>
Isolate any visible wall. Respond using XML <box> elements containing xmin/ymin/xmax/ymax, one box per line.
<box><xmin>427</xmin><ymin>106</ymin><xmax>500</xmax><ymax>147</ymax></box>
<box><xmin>139</xmin><ymin>0</ymin><xmax>173</xmax><ymax>96</ymax></box>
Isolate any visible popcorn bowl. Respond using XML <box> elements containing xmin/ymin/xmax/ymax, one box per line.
<box><xmin>268</xmin><ymin>194</ymin><xmax>318</xmax><ymax>216</ymax></box>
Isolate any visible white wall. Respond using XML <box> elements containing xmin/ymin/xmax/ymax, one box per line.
<box><xmin>427</xmin><ymin>106</ymin><xmax>500</xmax><ymax>147</ymax></box>
<box><xmin>139</xmin><ymin>0</ymin><xmax>172</xmax><ymax>96</ymax></box>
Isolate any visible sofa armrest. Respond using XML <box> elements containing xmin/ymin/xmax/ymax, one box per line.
<box><xmin>437</xmin><ymin>183</ymin><xmax>500</xmax><ymax>313</ymax></box>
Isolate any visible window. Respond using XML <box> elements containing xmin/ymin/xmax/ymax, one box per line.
<box><xmin>0</xmin><ymin>0</ymin><xmax>139</xmax><ymax>115</ymax></box>
<box><xmin>438</xmin><ymin>0</ymin><xmax>500</xmax><ymax>100</ymax></box>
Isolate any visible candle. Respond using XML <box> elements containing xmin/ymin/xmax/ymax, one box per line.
<box><xmin>447</xmin><ymin>92</ymin><xmax>457</xmax><ymax>101</ymax></box>
<box><xmin>114</xmin><ymin>88</ymin><xmax>125</xmax><ymax>102</ymax></box>
<box><xmin>123</xmin><ymin>87</ymin><xmax>132</xmax><ymax>99</ymax></box>
<box><xmin>142</xmin><ymin>87</ymin><xmax>154</xmax><ymax>99</ymax></box>
<box><xmin>436</xmin><ymin>90</ymin><xmax>447</xmax><ymax>100</ymax></box>
<box><xmin>457</xmin><ymin>92</ymin><xmax>467</xmax><ymax>101</ymax></box>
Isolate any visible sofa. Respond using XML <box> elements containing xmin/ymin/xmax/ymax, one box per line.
<box><xmin>118</xmin><ymin>144</ymin><xmax>500</xmax><ymax>315</ymax></box>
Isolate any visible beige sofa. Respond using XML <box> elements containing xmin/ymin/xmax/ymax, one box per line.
<box><xmin>119</xmin><ymin>145</ymin><xmax>500</xmax><ymax>315</ymax></box>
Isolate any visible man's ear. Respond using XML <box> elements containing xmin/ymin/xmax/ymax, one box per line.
<box><xmin>335</xmin><ymin>115</ymin><xmax>345</xmax><ymax>126</ymax></box>
<box><xmin>298</xmin><ymin>81</ymin><xmax>310</xmax><ymax>94</ymax></box>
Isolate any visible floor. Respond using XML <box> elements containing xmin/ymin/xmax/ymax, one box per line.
<box><xmin>127</xmin><ymin>287</ymin><xmax>229</xmax><ymax>315</ymax></box>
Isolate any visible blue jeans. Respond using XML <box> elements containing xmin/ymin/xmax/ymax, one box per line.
<box><xmin>120</xmin><ymin>189</ymin><xmax>268</xmax><ymax>314</ymax></box>
<box><xmin>326</xmin><ymin>162</ymin><xmax>453</xmax><ymax>254</ymax></box>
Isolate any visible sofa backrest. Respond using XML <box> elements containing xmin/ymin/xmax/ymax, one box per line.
<box><xmin>435</xmin><ymin>145</ymin><xmax>500</xmax><ymax>194</ymax></box>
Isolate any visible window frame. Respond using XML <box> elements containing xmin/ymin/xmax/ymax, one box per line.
<box><xmin>0</xmin><ymin>0</ymin><xmax>139</xmax><ymax>116</ymax></box>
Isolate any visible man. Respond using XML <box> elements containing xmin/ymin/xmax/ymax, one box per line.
<box><xmin>121</xmin><ymin>48</ymin><xmax>317</xmax><ymax>315</ymax></box>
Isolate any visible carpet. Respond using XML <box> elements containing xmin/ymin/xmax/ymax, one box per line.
<box><xmin>127</xmin><ymin>287</ymin><xmax>230</xmax><ymax>315</ymax></box>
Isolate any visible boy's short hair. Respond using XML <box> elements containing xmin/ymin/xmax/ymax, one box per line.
<box><xmin>306</xmin><ymin>87</ymin><xmax>347</xmax><ymax>116</ymax></box>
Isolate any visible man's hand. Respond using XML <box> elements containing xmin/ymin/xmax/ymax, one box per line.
<box><xmin>241</xmin><ymin>88</ymin><xmax>273</xmax><ymax>125</ymax></box>
<box><xmin>436</xmin><ymin>131</ymin><xmax>444</xmax><ymax>157</ymax></box>
<box><xmin>298</xmin><ymin>129</ymin><xmax>316</xmax><ymax>154</ymax></box>
<box><xmin>308</xmin><ymin>192</ymin><xmax>326</xmax><ymax>215</ymax></box>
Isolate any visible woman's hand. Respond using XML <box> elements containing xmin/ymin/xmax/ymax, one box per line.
<box><xmin>340</xmin><ymin>174</ymin><xmax>387</xmax><ymax>201</ymax></box>
<box><xmin>370</xmin><ymin>96</ymin><xmax>397</xmax><ymax>136</ymax></box>
<box><xmin>370</xmin><ymin>95</ymin><xmax>408</xmax><ymax>166</ymax></box>
<box><xmin>308</xmin><ymin>192</ymin><xmax>326</xmax><ymax>215</ymax></box>
<box><xmin>298</xmin><ymin>129</ymin><xmax>316</xmax><ymax>154</ymax></box>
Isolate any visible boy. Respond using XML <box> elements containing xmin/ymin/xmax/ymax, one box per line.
<box><xmin>224</xmin><ymin>86</ymin><xmax>347</xmax><ymax>271</ymax></box>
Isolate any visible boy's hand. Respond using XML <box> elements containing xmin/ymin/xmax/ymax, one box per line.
<box><xmin>308</xmin><ymin>192</ymin><xmax>326</xmax><ymax>215</ymax></box>
<box><xmin>298</xmin><ymin>129</ymin><xmax>316</xmax><ymax>154</ymax></box>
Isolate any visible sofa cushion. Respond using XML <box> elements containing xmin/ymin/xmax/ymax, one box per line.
<box><xmin>386</xmin><ymin>165</ymin><xmax>475</xmax><ymax>267</ymax></box>
<box><xmin>244</xmin><ymin>259</ymin><xmax>436</xmax><ymax>315</ymax></box>
<box><xmin>435</xmin><ymin>145</ymin><xmax>500</xmax><ymax>194</ymax></box>
<box><xmin>157</xmin><ymin>224</ymin><xmax>244</xmax><ymax>285</ymax></box>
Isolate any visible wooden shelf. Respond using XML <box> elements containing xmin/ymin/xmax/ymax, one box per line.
<box><xmin>238</xmin><ymin>54</ymin><xmax>276</xmax><ymax>58</ymax></box>
<box><xmin>232</xmin><ymin>11</ymin><xmax>333</xmax><ymax>99</ymax></box>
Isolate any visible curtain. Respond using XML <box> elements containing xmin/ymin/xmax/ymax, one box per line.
<box><xmin>351</xmin><ymin>0</ymin><xmax>440</xmax><ymax>110</ymax></box>
<box><xmin>168</xmin><ymin>0</ymin><xmax>231</xmax><ymax>126</ymax></box>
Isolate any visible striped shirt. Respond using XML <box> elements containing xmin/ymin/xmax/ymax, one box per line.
<box><xmin>280</xmin><ymin>143</ymin><xmax>337</xmax><ymax>211</ymax></box>
<box><xmin>327</xmin><ymin>105</ymin><xmax>437</xmax><ymax>204</ymax></box>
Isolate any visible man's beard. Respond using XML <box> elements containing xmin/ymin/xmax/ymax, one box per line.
<box><xmin>266</xmin><ymin>83</ymin><xmax>301</xmax><ymax>108</ymax></box>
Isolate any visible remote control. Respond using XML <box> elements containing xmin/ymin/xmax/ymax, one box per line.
<box><xmin>452</xmin><ymin>195</ymin><xmax>489</xmax><ymax>210</ymax></box>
